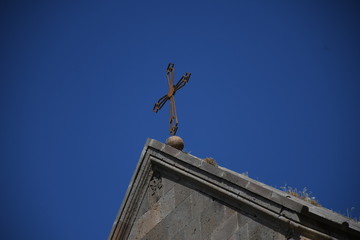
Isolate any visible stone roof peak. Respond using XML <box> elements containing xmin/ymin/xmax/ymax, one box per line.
<box><xmin>109</xmin><ymin>139</ymin><xmax>360</xmax><ymax>240</ymax></box>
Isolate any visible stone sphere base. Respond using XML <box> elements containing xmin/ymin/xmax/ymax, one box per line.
<box><xmin>165</xmin><ymin>136</ymin><xmax>184</xmax><ymax>151</ymax></box>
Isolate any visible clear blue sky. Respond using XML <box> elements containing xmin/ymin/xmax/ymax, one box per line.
<box><xmin>1</xmin><ymin>1</ymin><xmax>359</xmax><ymax>239</ymax></box>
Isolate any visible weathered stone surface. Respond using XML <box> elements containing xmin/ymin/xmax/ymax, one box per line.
<box><xmin>175</xmin><ymin>217</ymin><xmax>201</xmax><ymax>240</ymax></box>
<box><xmin>109</xmin><ymin>139</ymin><xmax>360</xmax><ymax>240</ymax></box>
<box><xmin>129</xmin><ymin>180</ymin><xmax>289</xmax><ymax>240</ymax></box>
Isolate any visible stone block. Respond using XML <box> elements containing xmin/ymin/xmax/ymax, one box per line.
<box><xmin>246</xmin><ymin>181</ymin><xmax>273</xmax><ymax>199</ymax></box>
<box><xmin>135</xmin><ymin>187</ymin><xmax>150</xmax><ymax>220</ymax></box>
<box><xmin>220</xmin><ymin>169</ymin><xmax>249</xmax><ymax>189</ymax></box>
<box><xmin>200</xmin><ymin>199</ymin><xmax>226</xmax><ymax>239</ymax></box>
<box><xmin>181</xmin><ymin>153</ymin><xmax>203</xmax><ymax>167</ymax></box>
<box><xmin>142</xmin><ymin>194</ymin><xmax>193</xmax><ymax>240</ymax></box>
<box><xmin>238</xmin><ymin>223</ymin><xmax>249</xmax><ymax>240</ymax></box>
<box><xmin>166</xmin><ymin>196</ymin><xmax>193</xmax><ymax>239</ymax></box>
<box><xmin>210</xmin><ymin>212</ymin><xmax>238</xmax><ymax>240</ymax></box>
<box><xmin>247</xmin><ymin>219</ymin><xmax>279</xmax><ymax>240</ymax></box>
<box><xmin>127</xmin><ymin>188</ymin><xmax>175</xmax><ymax>240</ymax></box>
<box><xmin>190</xmin><ymin>190</ymin><xmax>212</xmax><ymax>219</ymax></box>
<box><xmin>174</xmin><ymin>182</ymin><xmax>192</xmax><ymax>206</ymax></box>
<box><xmin>161</xmin><ymin>175</ymin><xmax>177</xmax><ymax>196</ymax></box>
<box><xmin>182</xmin><ymin>217</ymin><xmax>202</xmax><ymax>240</ymax></box>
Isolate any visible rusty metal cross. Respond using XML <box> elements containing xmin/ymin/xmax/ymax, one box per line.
<box><xmin>153</xmin><ymin>63</ymin><xmax>191</xmax><ymax>135</ymax></box>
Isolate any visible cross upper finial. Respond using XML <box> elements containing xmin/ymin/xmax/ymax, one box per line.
<box><xmin>153</xmin><ymin>63</ymin><xmax>191</xmax><ymax>135</ymax></box>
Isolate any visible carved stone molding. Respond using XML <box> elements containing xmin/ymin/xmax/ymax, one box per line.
<box><xmin>149</xmin><ymin>170</ymin><xmax>163</xmax><ymax>196</ymax></box>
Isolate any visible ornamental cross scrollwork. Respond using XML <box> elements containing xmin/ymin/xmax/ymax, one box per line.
<box><xmin>152</xmin><ymin>63</ymin><xmax>191</xmax><ymax>135</ymax></box>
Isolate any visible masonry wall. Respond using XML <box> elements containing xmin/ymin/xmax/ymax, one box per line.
<box><xmin>127</xmin><ymin>170</ymin><xmax>290</xmax><ymax>240</ymax></box>
<box><xmin>110</xmin><ymin>140</ymin><xmax>360</xmax><ymax>240</ymax></box>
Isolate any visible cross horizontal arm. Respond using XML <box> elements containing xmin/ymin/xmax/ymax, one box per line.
<box><xmin>153</xmin><ymin>94</ymin><xmax>169</xmax><ymax>112</ymax></box>
<box><xmin>174</xmin><ymin>72</ymin><xmax>191</xmax><ymax>92</ymax></box>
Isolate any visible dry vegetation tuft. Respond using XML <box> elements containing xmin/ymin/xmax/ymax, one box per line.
<box><xmin>281</xmin><ymin>185</ymin><xmax>321</xmax><ymax>207</ymax></box>
<box><xmin>203</xmin><ymin>157</ymin><xmax>218</xmax><ymax>167</ymax></box>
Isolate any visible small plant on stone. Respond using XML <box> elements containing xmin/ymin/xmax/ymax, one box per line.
<box><xmin>280</xmin><ymin>185</ymin><xmax>321</xmax><ymax>207</ymax></box>
<box><xmin>203</xmin><ymin>157</ymin><xmax>218</xmax><ymax>167</ymax></box>
<box><xmin>241</xmin><ymin>172</ymin><xmax>249</xmax><ymax>177</ymax></box>
<box><xmin>346</xmin><ymin>207</ymin><xmax>359</xmax><ymax>222</ymax></box>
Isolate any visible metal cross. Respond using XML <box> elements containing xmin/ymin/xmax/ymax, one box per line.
<box><xmin>153</xmin><ymin>63</ymin><xmax>191</xmax><ymax>135</ymax></box>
